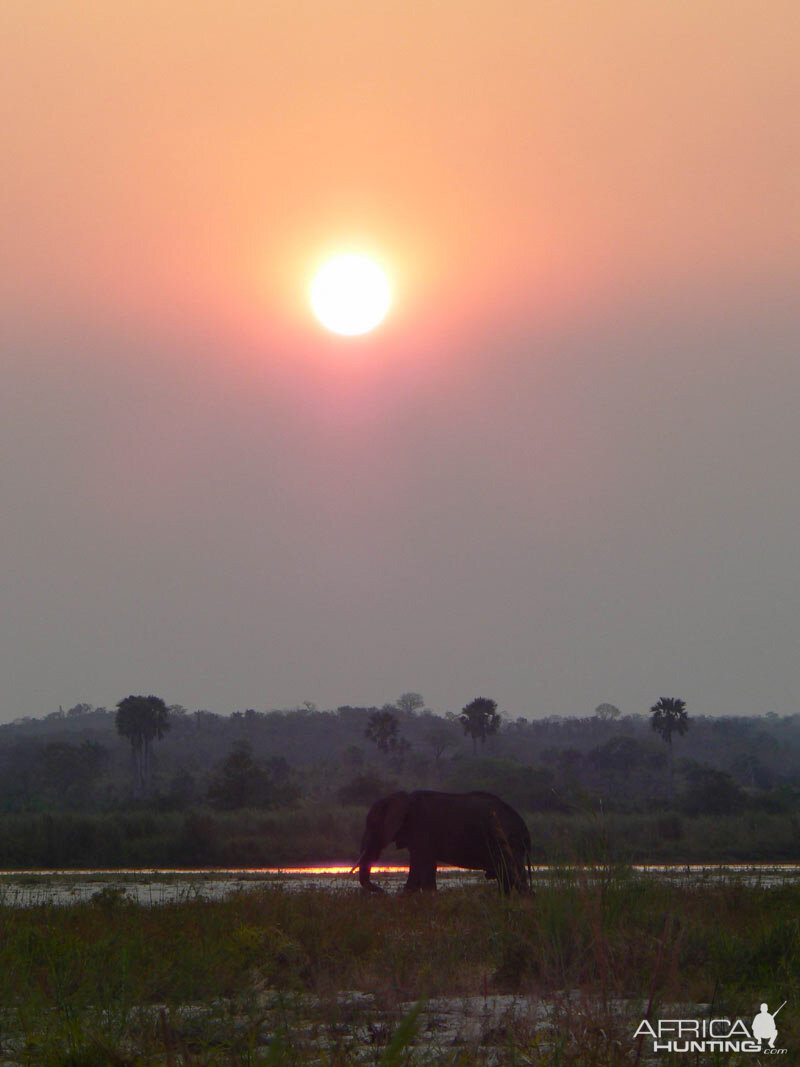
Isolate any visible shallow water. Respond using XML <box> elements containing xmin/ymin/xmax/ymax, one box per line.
<box><xmin>0</xmin><ymin>988</ymin><xmax>713</xmax><ymax>1065</ymax></box>
<box><xmin>0</xmin><ymin>863</ymin><xmax>798</xmax><ymax>907</ymax></box>
<box><xmin>0</xmin><ymin>866</ymin><xmax>471</xmax><ymax>906</ymax></box>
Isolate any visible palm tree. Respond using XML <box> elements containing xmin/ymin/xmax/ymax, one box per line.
<box><xmin>649</xmin><ymin>697</ymin><xmax>689</xmax><ymax>802</ymax></box>
<box><xmin>115</xmin><ymin>695</ymin><xmax>171</xmax><ymax>796</ymax></box>
<box><xmin>364</xmin><ymin>707</ymin><xmax>400</xmax><ymax>755</ymax></box>
<box><xmin>459</xmin><ymin>697</ymin><xmax>501</xmax><ymax>755</ymax></box>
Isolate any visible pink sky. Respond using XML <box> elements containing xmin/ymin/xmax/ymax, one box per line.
<box><xmin>1</xmin><ymin>2</ymin><xmax>799</xmax><ymax>720</ymax></box>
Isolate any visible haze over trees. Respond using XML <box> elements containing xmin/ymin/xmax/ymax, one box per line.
<box><xmin>1</xmin><ymin>691</ymin><xmax>800</xmax><ymax>867</ymax></box>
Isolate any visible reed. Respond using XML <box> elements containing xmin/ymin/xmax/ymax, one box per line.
<box><xmin>0</xmin><ymin>806</ymin><xmax>799</xmax><ymax>871</ymax></box>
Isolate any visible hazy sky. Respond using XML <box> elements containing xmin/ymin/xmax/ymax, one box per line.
<box><xmin>2</xmin><ymin>2</ymin><xmax>799</xmax><ymax>722</ymax></box>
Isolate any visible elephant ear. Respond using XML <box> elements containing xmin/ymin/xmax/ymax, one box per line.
<box><xmin>381</xmin><ymin>792</ymin><xmax>411</xmax><ymax>847</ymax></box>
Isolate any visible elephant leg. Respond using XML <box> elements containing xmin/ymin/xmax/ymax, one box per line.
<box><xmin>404</xmin><ymin>847</ymin><xmax>437</xmax><ymax>892</ymax></box>
<box><xmin>403</xmin><ymin>862</ymin><xmax>422</xmax><ymax>893</ymax></box>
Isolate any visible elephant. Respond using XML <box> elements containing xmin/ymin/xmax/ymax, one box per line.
<box><xmin>357</xmin><ymin>790</ymin><xmax>531</xmax><ymax>894</ymax></box>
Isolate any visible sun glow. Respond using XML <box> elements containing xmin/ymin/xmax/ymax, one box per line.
<box><xmin>310</xmin><ymin>254</ymin><xmax>391</xmax><ymax>336</ymax></box>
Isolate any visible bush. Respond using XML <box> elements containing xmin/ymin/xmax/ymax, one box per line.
<box><xmin>178</xmin><ymin>811</ymin><xmax>220</xmax><ymax>864</ymax></box>
<box><xmin>336</xmin><ymin>774</ymin><xmax>396</xmax><ymax>806</ymax></box>
<box><xmin>656</xmin><ymin>814</ymin><xmax>684</xmax><ymax>840</ymax></box>
<box><xmin>681</xmin><ymin>766</ymin><xmax>745</xmax><ymax>816</ymax></box>
<box><xmin>444</xmin><ymin>758</ymin><xmax>568</xmax><ymax>812</ymax></box>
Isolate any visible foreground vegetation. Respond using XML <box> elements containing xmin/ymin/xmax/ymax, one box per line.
<box><xmin>0</xmin><ymin>872</ymin><xmax>798</xmax><ymax>1063</ymax></box>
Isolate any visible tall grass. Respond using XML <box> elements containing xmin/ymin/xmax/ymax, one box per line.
<box><xmin>0</xmin><ymin>806</ymin><xmax>368</xmax><ymax>870</ymax></box>
<box><xmin>1</xmin><ymin>873</ymin><xmax>799</xmax><ymax>1062</ymax></box>
<box><xmin>0</xmin><ymin>805</ymin><xmax>799</xmax><ymax>870</ymax></box>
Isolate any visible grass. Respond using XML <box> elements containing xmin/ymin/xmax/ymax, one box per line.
<box><xmin>0</xmin><ymin>807</ymin><xmax>368</xmax><ymax>870</ymax></box>
<box><xmin>1</xmin><ymin>870</ymin><xmax>799</xmax><ymax>1063</ymax></box>
<box><xmin>0</xmin><ymin>805</ymin><xmax>800</xmax><ymax>870</ymax></box>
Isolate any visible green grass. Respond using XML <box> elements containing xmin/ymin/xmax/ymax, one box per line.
<box><xmin>1</xmin><ymin>872</ymin><xmax>799</xmax><ymax>1063</ymax></box>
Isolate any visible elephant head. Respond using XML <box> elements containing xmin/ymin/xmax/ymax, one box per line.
<box><xmin>358</xmin><ymin>791</ymin><xmax>410</xmax><ymax>893</ymax></box>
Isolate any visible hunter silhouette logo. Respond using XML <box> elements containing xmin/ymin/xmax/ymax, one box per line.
<box><xmin>634</xmin><ymin>999</ymin><xmax>788</xmax><ymax>1055</ymax></box>
<box><xmin>752</xmin><ymin>1002</ymin><xmax>785</xmax><ymax>1049</ymax></box>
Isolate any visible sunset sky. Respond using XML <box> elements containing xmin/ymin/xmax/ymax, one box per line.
<box><xmin>2</xmin><ymin>2</ymin><xmax>799</xmax><ymax>721</ymax></box>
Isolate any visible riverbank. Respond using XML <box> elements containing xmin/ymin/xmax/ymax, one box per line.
<box><xmin>1</xmin><ymin>872</ymin><xmax>798</xmax><ymax>1062</ymax></box>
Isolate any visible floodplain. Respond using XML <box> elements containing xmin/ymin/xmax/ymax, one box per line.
<box><xmin>1</xmin><ymin>865</ymin><xmax>798</xmax><ymax>1064</ymax></box>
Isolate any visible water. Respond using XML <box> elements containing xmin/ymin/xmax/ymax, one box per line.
<box><xmin>0</xmin><ymin>863</ymin><xmax>799</xmax><ymax>907</ymax></box>
<box><xmin>0</xmin><ymin>866</ymin><xmax>470</xmax><ymax>906</ymax></box>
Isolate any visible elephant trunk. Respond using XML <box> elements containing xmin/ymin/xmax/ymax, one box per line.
<box><xmin>358</xmin><ymin>842</ymin><xmax>386</xmax><ymax>894</ymax></box>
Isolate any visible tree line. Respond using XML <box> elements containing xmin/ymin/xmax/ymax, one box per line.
<box><xmin>0</xmin><ymin>692</ymin><xmax>798</xmax><ymax>821</ymax></box>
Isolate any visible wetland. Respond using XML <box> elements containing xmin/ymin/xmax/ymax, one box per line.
<box><xmin>1</xmin><ymin>866</ymin><xmax>799</xmax><ymax>1063</ymax></box>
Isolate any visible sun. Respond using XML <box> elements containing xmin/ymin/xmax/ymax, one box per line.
<box><xmin>310</xmin><ymin>254</ymin><xmax>391</xmax><ymax>336</ymax></box>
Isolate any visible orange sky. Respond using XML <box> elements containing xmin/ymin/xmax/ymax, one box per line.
<box><xmin>2</xmin><ymin>1</ymin><xmax>797</xmax><ymax>351</ymax></box>
<box><xmin>2</xmin><ymin>2</ymin><xmax>799</xmax><ymax>721</ymax></box>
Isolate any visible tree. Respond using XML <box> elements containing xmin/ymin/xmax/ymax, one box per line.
<box><xmin>594</xmin><ymin>703</ymin><xmax>621</xmax><ymax>721</ymax></box>
<box><xmin>682</xmin><ymin>763</ymin><xmax>744</xmax><ymax>815</ymax></box>
<box><xmin>337</xmin><ymin>773</ymin><xmax>396</xmax><ymax>806</ymax></box>
<box><xmin>551</xmin><ymin>747</ymin><xmax>584</xmax><ymax>778</ymax></box>
<box><xmin>207</xmin><ymin>743</ymin><xmax>298</xmax><ymax>810</ymax></box>
<box><xmin>459</xmin><ymin>697</ymin><xmax>501</xmax><ymax>755</ymax></box>
<box><xmin>731</xmin><ymin>753</ymin><xmax>774</xmax><ymax>790</ymax></box>
<box><xmin>396</xmin><ymin>692</ymin><xmax>425</xmax><ymax>717</ymax></box>
<box><xmin>343</xmin><ymin>745</ymin><xmax>365</xmax><ymax>773</ymax></box>
<box><xmin>365</xmin><ymin>707</ymin><xmax>400</xmax><ymax>755</ymax></box>
<box><xmin>115</xmin><ymin>695</ymin><xmax>171</xmax><ymax>797</ymax></box>
<box><xmin>649</xmin><ymin>697</ymin><xmax>690</xmax><ymax>802</ymax></box>
<box><xmin>587</xmin><ymin>736</ymin><xmax>643</xmax><ymax>779</ymax></box>
<box><xmin>425</xmin><ymin>722</ymin><xmax>456</xmax><ymax>780</ymax></box>
<box><xmin>387</xmin><ymin>736</ymin><xmax>411</xmax><ymax>774</ymax></box>
<box><xmin>207</xmin><ymin>741</ymin><xmax>264</xmax><ymax>810</ymax></box>
<box><xmin>66</xmin><ymin>703</ymin><xmax>93</xmax><ymax>718</ymax></box>
<box><xmin>41</xmin><ymin>740</ymin><xmax>107</xmax><ymax>805</ymax></box>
